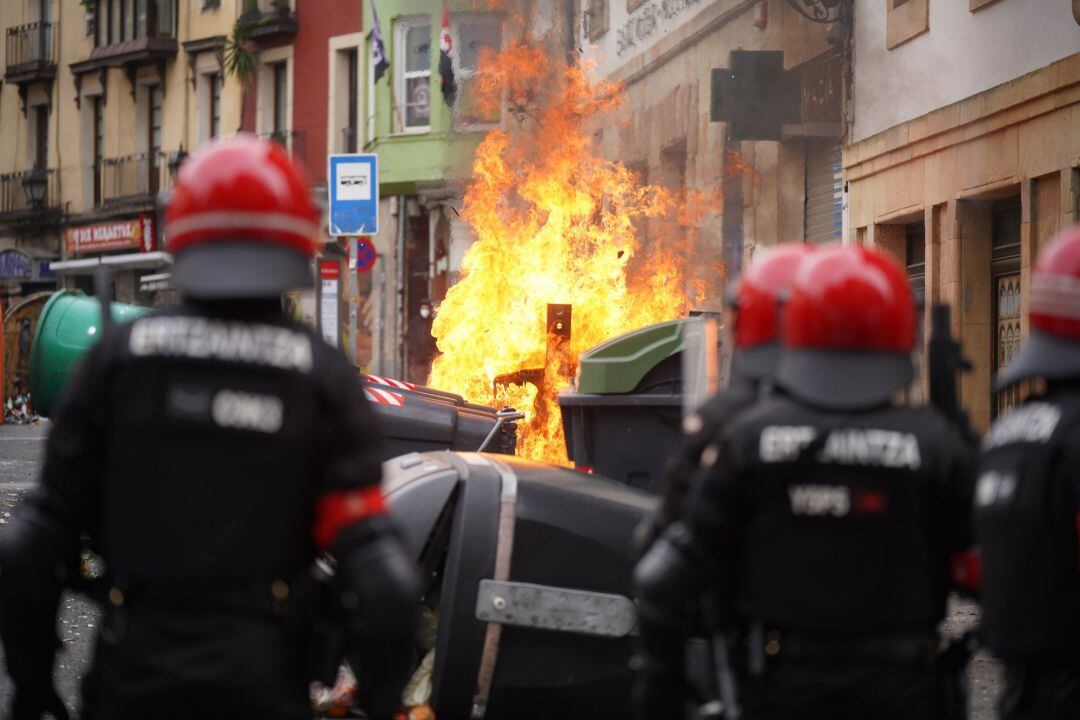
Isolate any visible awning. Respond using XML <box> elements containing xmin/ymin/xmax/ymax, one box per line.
<box><xmin>50</xmin><ymin>251</ymin><xmax>173</xmax><ymax>275</ymax></box>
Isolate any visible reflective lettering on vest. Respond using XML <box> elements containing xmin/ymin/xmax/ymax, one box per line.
<box><xmin>816</xmin><ymin>429</ymin><xmax>922</xmax><ymax>470</ymax></box>
<box><xmin>760</xmin><ymin>426</ymin><xmax>817</xmax><ymax>463</ymax></box>
<box><xmin>982</xmin><ymin>403</ymin><xmax>1063</xmax><ymax>450</ymax></box>
<box><xmin>789</xmin><ymin>484</ymin><xmax>850</xmax><ymax>517</ymax></box>
<box><xmin>129</xmin><ymin>317</ymin><xmax>314</xmax><ymax>372</ymax></box>
<box><xmin>210</xmin><ymin>390</ymin><xmax>284</xmax><ymax>434</ymax></box>
<box><xmin>975</xmin><ymin>470</ymin><xmax>1019</xmax><ymax>508</ymax></box>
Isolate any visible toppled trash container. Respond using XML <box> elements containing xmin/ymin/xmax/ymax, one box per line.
<box><xmin>362</xmin><ymin>374</ymin><xmax>520</xmax><ymax>460</ymax></box>
<box><xmin>385</xmin><ymin>451</ymin><xmax>656</xmax><ymax>720</ymax></box>
<box><xmin>29</xmin><ymin>291</ymin><xmax>149</xmax><ymax>417</ymax></box>
<box><xmin>558</xmin><ymin>318</ymin><xmax>703</xmax><ymax>493</ymax></box>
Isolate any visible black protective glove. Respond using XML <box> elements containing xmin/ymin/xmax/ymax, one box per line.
<box><xmin>334</xmin><ymin>518</ymin><xmax>420</xmax><ymax>720</ymax></box>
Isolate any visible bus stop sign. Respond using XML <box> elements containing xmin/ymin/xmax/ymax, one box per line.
<box><xmin>328</xmin><ymin>154</ymin><xmax>379</xmax><ymax>236</ymax></box>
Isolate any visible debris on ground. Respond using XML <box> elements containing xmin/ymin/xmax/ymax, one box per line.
<box><xmin>4</xmin><ymin>393</ymin><xmax>40</xmax><ymax>425</ymax></box>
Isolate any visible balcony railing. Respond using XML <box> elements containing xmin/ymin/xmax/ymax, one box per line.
<box><xmin>101</xmin><ymin>153</ymin><xmax>172</xmax><ymax>205</ymax></box>
<box><xmin>237</xmin><ymin>0</ymin><xmax>298</xmax><ymax>41</ymax></box>
<box><xmin>0</xmin><ymin>169</ymin><xmax>60</xmax><ymax>217</ymax></box>
<box><xmin>5</xmin><ymin>22</ymin><xmax>56</xmax><ymax>79</ymax></box>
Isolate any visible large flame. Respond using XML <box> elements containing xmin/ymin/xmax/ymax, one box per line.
<box><xmin>429</xmin><ymin>41</ymin><xmax>714</xmax><ymax>464</ymax></box>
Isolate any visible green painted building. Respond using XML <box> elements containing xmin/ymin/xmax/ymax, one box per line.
<box><xmin>360</xmin><ymin>0</ymin><xmax>502</xmax><ymax>380</ymax></box>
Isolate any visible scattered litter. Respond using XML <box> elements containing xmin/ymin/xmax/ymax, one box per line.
<box><xmin>310</xmin><ymin>664</ymin><xmax>357</xmax><ymax>718</ymax></box>
<box><xmin>4</xmin><ymin>393</ymin><xmax>40</xmax><ymax>425</ymax></box>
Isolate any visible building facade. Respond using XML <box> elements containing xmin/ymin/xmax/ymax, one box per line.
<box><xmin>582</xmin><ymin>0</ymin><xmax>846</xmax><ymax>288</ymax></box>
<box><xmin>360</xmin><ymin>0</ymin><xmax>504</xmax><ymax>381</ymax></box>
<box><xmin>844</xmin><ymin>0</ymin><xmax>1080</xmax><ymax>431</ymax></box>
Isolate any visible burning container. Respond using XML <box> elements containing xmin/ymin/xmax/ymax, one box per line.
<box><xmin>361</xmin><ymin>374</ymin><xmax>520</xmax><ymax>461</ymax></box>
<box><xmin>385</xmin><ymin>451</ymin><xmax>655</xmax><ymax>720</ymax></box>
<box><xmin>558</xmin><ymin>318</ymin><xmax>718</xmax><ymax>493</ymax></box>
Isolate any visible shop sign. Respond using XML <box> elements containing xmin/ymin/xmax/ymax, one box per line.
<box><xmin>800</xmin><ymin>54</ymin><xmax>843</xmax><ymax>124</ymax></box>
<box><xmin>65</xmin><ymin>216</ymin><xmax>155</xmax><ymax>256</ymax></box>
<box><xmin>0</xmin><ymin>250</ymin><xmax>32</xmax><ymax>280</ymax></box>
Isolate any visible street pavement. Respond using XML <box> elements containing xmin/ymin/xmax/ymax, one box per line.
<box><xmin>0</xmin><ymin>421</ymin><xmax>99</xmax><ymax>717</ymax></box>
<box><xmin>0</xmin><ymin>421</ymin><xmax>1002</xmax><ymax>718</ymax></box>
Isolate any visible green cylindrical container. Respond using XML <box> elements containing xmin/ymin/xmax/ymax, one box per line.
<box><xmin>29</xmin><ymin>291</ymin><xmax>150</xmax><ymax>417</ymax></box>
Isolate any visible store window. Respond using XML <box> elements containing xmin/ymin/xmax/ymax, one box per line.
<box><xmin>991</xmin><ymin>197</ymin><xmax>1022</xmax><ymax>418</ymax></box>
<box><xmin>395</xmin><ymin>17</ymin><xmax>431</xmax><ymax>132</ymax></box>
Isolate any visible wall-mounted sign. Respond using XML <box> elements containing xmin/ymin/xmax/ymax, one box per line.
<box><xmin>65</xmin><ymin>216</ymin><xmax>155</xmax><ymax>256</ymax></box>
<box><xmin>801</xmin><ymin>54</ymin><xmax>843</xmax><ymax>124</ymax></box>
<box><xmin>0</xmin><ymin>250</ymin><xmax>32</xmax><ymax>280</ymax></box>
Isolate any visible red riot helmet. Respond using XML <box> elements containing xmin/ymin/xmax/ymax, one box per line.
<box><xmin>998</xmin><ymin>224</ymin><xmax>1080</xmax><ymax>389</ymax></box>
<box><xmin>165</xmin><ymin>136</ymin><xmax>320</xmax><ymax>300</ymax></box>
<box><xmin>775</xmin><ymin>244</ymin><xmax>917</xmax><ymax>410</ymax></box>
<box><xmin>727</xmin><ymin>242</ymin><xmax>814</xmax><ymax>380</ymax></box>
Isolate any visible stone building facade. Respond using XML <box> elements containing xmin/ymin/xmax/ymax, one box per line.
<box><xmin>582</xmin><ymin>0</ymin><xmax>847</xmax><ymax>289</ymax></box>
<box><xmin>844</xmin><ymin>0</ymin><xmax>1080</xmax><ymax>431</ymax></box>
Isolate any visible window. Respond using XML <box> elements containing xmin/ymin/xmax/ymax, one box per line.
<box><xmin>344</xmin><ymin>49</ymin><xmax>359</xmax><ymax>152</ymax></box>
<box><xmin>272</xmin><ymin>62</ymin><xmax>288</xmax><ymax>139</ymax></box>
<box><xmin>209</xmin><ymin>73</ymin><xmax>222</xmax><ymax>139</ymax></box>
<box><xmin>584</xmin><ymin>0</ymin><xmax>609</xmax><ymax>41</ymax></box>
<box><xmin>33</xmin><ymin>106</ymin><xmax>49</xmax><ymax>170</ymax></box>
<box><xmin>991</xmin><ymin>197</ymin><xmax>1022</xmax><ymax>418</ymax></box>
<box><xmin>93</xmin><ymin>97</ymin><xmax>104</xmax><ymax>205</ymax></box>
<box><xmin>96</xmin><ymin>0</ymin><xmax>174</xmax><ymax>45</ymax></box>
<box><xmin>366</xmin><ymin>33</ymin><xmax>377</xmax><ymax>143</ymax></box>
<box><xmin>886</xmin><ymin>0</ymin><xmax>928</xmax><ymax>50</ymax></box>
<box><xmin>148</xmin><ymin>86</ymin><xmax>162</xmax><ymax>193</ymax></box>
<box><xmin>110</xmin><ymin>0</ymin><xmax>121</xmax><ymax>44</ymax></box>
<box><xmin>395</xmin><ymin>18</ymin><xmax>431</xmax><ymax>132</ymax></box>
<box><xmin>454</xmin><ymin>15</ymin><xmax>501</xmax><ymax>126</ymax></box>
<box><xmin>905</xmin><ymin>221</ymin><xmax>926</xmax><ymax>296</ymax></box>
<box><xmin>123</xmin><ymin>0</ymin><xmax>134</xmax><ymax>41</ymax></box>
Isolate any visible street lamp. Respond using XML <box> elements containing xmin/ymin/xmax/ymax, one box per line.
<box><xmin>21</xmin><ymin>167</ymin><xmax>47</xmax><ymax>209</ymax></box>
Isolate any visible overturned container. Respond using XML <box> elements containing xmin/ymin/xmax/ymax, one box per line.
<box><xmin>361</xmin><ymin>374</ymin><xmax>520</xmax><ymax>460</ymax></box>
<box><xmin>558</xmin><ymin>318</ymin><xmax>723</xmax><ymax>493</ymax></box>
<box><xmin>385</xmin><ymin>451</ymin><xmax>655</xmax><ymax>720</ymax></box>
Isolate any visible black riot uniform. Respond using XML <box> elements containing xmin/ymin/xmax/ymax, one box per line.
<box><xmin>645</xmin><ymin>243</ymin><xmax>812</xmax><ymax>548</ymax></box>
<box><xmin>634</xmin><ymin>245</ymin><xmax>976</xmax><ymax>720</ymax></box>
<box><xmin>974</xmin><ymin>225</ymin><xmax>1080</xmax><ymax>719</ymax></box>
<box><xmin>0</xmin><ymin>137</ymin><xmax>418</xmax><ymax>720</ymax></box>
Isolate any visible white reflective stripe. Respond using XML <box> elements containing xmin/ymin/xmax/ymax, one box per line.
<box><xmin>167</xmin><ymin>210</ymin><xmax>318</xmax><ymax>241</ymax></box>
<box><xmin>365</xmin><ymin>373</ymin><xmax>415</xmax><ymax>390</ymax></box>
<box><xmin>365</xmin><ymin>387</ymin><xmax>404</xmax><ymax>407</ymax></box>
<box><xmin>1032</xmin><ymin>272</ymin><xmax>1080</xmax><ymax>320</ymax></box>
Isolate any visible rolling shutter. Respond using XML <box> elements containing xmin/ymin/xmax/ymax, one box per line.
<box><xmin>804</xmin><ymin>140</ymin><xmax>842</xmax><ymax>245</ymax></box>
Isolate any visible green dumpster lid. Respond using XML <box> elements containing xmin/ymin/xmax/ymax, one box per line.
<box><xmin>575</xmin><ymin>318</ymin><xmax>688</xmax><ymax>394</ymax></box>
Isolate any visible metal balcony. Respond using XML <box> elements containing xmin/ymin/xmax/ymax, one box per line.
<box><xmin>101</xmin><ymin>153</ymin><xmax>172</xmax><ymax>207</ymax></box>
<box><xmin>5</xmin><ymin>22</ymin><xmax>56</xmax><ymax>111</ymax></box>
<box><xmin>237</xmin><ymin>1</ymin><xmax>298</xmax><ymax>42</ymax></box>
<box><xmin>0</xmin><ymin>169</ymin><xmax>63</xmax><ymax>229</ymax></box>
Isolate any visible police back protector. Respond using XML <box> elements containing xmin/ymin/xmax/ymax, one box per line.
<box><xmin>976</xmin><ymin>388</ymin><xmax>1080</xmax><ymax>659</ymax></box>
<box><xmin>722</xmin><ymin>396</ymin><xmax>968</xmax><ymax>634</ymax></box>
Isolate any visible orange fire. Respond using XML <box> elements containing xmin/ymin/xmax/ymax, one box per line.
<box><xmin>428</xmin><ymin>41</ymin><xmax>714</xmax><ymax>464</ymax></box>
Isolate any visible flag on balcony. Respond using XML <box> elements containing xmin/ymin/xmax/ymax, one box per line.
<box><xmin>439</xmin><ymin>1</ymin><xmax>457</xmax><ymax>106</ymax></box>
<box><xmin>371</xmin><ymin>1</ymin><xmax>389</xmax><ymax>84</ymax></box>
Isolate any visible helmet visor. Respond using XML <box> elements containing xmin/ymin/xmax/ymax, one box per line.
<box><xmin>173</xmin><ymin>242</ymin><xmax>314</xmax><ymax>300</ymax></box>
<box><xmin>776</xmin><ymin>348</ymin><xmax>914</xmax><ymax>410</ymax></box>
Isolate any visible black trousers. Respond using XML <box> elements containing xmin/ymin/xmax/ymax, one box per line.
<box><xmin>740</xmin><ymin>660</ymin><xmax>938</xmax><ymax>720</ymax></box>
<box><xmin>80</xmin><ymin>606</ymin><xmax>312</xmax><ymax>720</ymax></box>
<box><xmin>1000</xmin><ymin>662</ymin><xmax>1080</xmax><ymax>720</ymax></box>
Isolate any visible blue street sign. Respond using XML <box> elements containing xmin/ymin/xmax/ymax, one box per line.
<box><xmin>328</xmin><ymin>154</ymin><xmax>379</xmax><ymax>236</ymax></box>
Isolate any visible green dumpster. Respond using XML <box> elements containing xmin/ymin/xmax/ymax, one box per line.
<box><xmin>29</xmin><ymin>291</ymin><xmax>150</xmax><ymax>417</ymax></box>
<box><xmin>558</xmin><ymin>319</ymin><xmax>692</xmax><ymax>493</ymax></box>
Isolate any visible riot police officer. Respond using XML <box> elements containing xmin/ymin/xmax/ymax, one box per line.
<box><xmin>634</xmin><ymin>245</ymin><xmax>976</xmax><ymax>720</ymax></box>
<box><xmin>644</xmin><ymin>242</ymin><xmax>812</xmax><ymax>547</ymax></box>
<box><xmin>0</xmin><ymin>137</ymin><xmax>418</xmax><ymax>720</ymax></box>
<box><xmin>976</xmin><ymin>224</ymin><xmax>1080</xmax><ymax>719</ymax></box>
